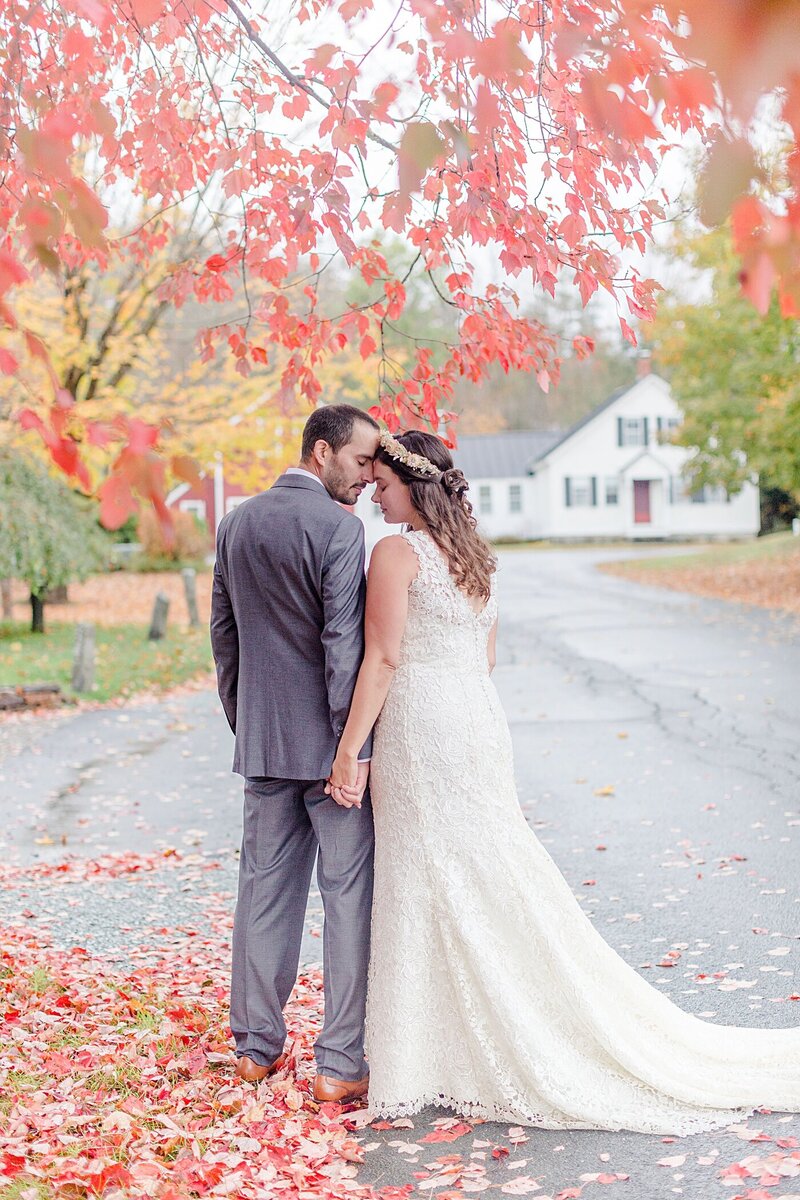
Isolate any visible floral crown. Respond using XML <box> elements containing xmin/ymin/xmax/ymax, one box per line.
<box><xmin>379</xmin><ymin>430</ymin><xmax>442</xmax><ymax>479</ymax></box>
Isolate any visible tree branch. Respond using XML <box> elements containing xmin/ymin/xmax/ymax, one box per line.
<box><xmin>223</xmin><ymin>0</ymin><xmax>397</xmax><ymax>155</ymax></box>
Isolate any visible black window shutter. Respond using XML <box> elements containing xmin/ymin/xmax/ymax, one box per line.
<box><xmin>564</xmin><ymin>477</ymin><xmax>572</xmax><ymax>507</ymax></box>
<box><xmin>591</xmin><ymin>476</ymin><xmax>598</xmax><ymax>506</ymax></box>
<box><xmin>657</xmin><ymin>416</ymin><xmax>663</xmax><ymax>434</ymax></box>
<box><xmin>617</xmin><ymin>416</ymin><xmax>623</xmax><ymax>447</ymax></box>
<box><xmin>642</xmin><ymin>417</ymin><xmax>649</xmax><ymax>444</ymax></box>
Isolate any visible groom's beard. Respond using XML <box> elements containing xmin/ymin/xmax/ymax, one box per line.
<box><xmin>322</xmin><ymin>460</ymin><xmax>366</xmax><ymax>506</ymax></box>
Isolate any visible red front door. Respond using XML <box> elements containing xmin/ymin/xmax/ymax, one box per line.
<box><xmin>633</xmin><ymin>479</ymin><xmax>651</xmax><ymax>524</ymax></box>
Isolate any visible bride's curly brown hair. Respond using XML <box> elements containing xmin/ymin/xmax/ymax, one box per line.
<box><xmin>376</xmin><ymin>431</ymin><xmax>497</xmax><ymax>602</ymax></box>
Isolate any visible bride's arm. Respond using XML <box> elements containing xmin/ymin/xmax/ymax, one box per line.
<box><xmin>328</xmin><ymin>535</ymin><xmax>418</xmax><ymax>793</ymax></box>
<box><xmin>488</xmin><ymin>618</ymin><xmax>498</xmax><ymax>674</ymax></box>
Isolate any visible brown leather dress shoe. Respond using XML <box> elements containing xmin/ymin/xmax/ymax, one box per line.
<box><xmin>235</xmin><ymin>1053</ymin><xmax>285</xmax><ymax>1083</ymax></box>
<box><xmin>312</xmin><ymin>1072</ymin><xmax>370</xmax><ymax>1103</ymax></box>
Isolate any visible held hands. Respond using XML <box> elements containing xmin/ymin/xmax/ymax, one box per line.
<box><xmin>325</xmin><ymin>754</ymin><xmax>369</xmax><ymax>809</ymax></box>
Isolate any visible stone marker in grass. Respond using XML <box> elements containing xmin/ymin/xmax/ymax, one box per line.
<box><xmin>148</xmin><ymin>592</ymin><xmax>169</xmax><ymax>641</ymax></box>
<box><xmin>182</xmin><ymin>567</ymin><xmax>200</xmax><ymax>627</ymax></box>
<box><xmin>72</xmin><ymin>622</ymin><xmax>95</xmax><ymax>693</ymax></box>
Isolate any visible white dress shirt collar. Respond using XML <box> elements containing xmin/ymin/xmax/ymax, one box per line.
<box><xmin>286</xmin><ymin>466</ymin><xmax>327</xmax><ymax>489</ymax></box>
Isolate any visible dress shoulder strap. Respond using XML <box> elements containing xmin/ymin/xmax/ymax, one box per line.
<box><xmin>401</xmin><ymin>528</ymin><xmax>437</xmax><ymax>561</ymax></box>
<box><xmin>400</xmin><ymin>529</ymin><xmax>445</xmax><ymax>578</ymax></box>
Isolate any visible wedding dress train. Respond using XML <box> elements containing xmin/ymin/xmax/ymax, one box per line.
<box><xmin>365</xmin><ymin>529</ymin><xmax>800</xmax><ymax>1134</ymax></box>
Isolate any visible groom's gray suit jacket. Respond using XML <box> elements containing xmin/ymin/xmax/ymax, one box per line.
<box><xmin>210</xmin><ymin>473</ymin><xmax>372</xmax><ymax>779</ymax></box>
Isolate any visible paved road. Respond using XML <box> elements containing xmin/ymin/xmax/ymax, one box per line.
<box><xmin>1</xmin><ymin>546</ymin><xmax>798</xmax><ymax>1198</ymax></box>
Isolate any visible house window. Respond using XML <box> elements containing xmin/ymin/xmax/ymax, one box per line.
<box><xmin>691</xmin><ymin>483</ymin><xmax>728</xmax><ymax>504</ymax></box>
<box><xmin>564</xmin><ymin>476</ymin><xmax>597</xmax><ymax>507</ymax></box>
<box><xmin>657</xmin><ymin>416</ymin><xmax>681</xmax><ymax>438</ymax></box>
<box><xmin>670</xmin><ymin>477</ymin><xmax>728</xmax><ymax>504</ymax></box>
<box><xmin>605</xmin><ymin>478</ymin><xmax>619</xmax><ymax>506</ymax></box>
<box><xmin>669</xmin><ymin>476</ymin><xmax>691</xmax><ymax>504</ymax></box>
<box><xmin>508</xmin><ymin>483</ymin><xmax>523</xmax><ymax>513</ymax></box>
<box><xmin>478</xmin><ymin>485</ymin><xmax>493</xmax><ymax>515</ymax></box>
<box><xmin>617</xmin><ymin>416</ymin><xmax>649</xmax><ymax>447</ymax></box>
<box><xmin>226</xmin><ymin>496</ymin><xmax>251</xmax><ymax>513</ymax></box>
<box><xmin>180</xmin><ymin>499</ymin><xmax>207</xmax><ymax>522</ymax></box>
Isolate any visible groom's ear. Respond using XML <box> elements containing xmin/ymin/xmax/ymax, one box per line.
<box><xmin>308</xmin><ymin>438</ymin><xmax>332</xmax><ymax>469</ymax></box>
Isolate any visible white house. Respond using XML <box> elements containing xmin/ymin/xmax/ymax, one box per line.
<box><xmin>355</xmin><ymin>374</ymin><xmax>761</xmax><ymax>545</ymax></box>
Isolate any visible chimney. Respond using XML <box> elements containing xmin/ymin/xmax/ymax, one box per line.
<box><xmin>636</xmin><ymin>350</ymin><xmax>652</xmax><ymax>380</ymax></box>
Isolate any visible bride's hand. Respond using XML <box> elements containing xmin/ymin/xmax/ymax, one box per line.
<box><xmin>325</xmin><ymin>749</ymin><xmax>360</xmax><ymax>808</ymax></box>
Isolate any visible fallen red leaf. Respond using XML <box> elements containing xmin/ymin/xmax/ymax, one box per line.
<box><xmin>420</xmin><ymin>1123</ymin><xmax>473</xmax><ymax>1143</ymax></box>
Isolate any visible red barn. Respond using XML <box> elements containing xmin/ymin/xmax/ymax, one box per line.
<box><xmin>166</xmin><ymin>460</ymin><xmax>269</xmax><ymax>537</ymax></box>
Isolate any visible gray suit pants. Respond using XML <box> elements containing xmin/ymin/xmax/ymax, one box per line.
<box><xmin>231</xmin><ymin>776</ymin><xmax>374</xmax><ymax>1080</ymax></box>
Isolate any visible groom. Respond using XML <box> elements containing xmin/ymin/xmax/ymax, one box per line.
<box><xmin>210</xmin><ymin>404</ymin><xmax>381</xmax><ymax>1102</ymax></box>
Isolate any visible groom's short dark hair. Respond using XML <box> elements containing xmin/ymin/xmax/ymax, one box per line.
<box><xmin>301</xmin><ymin>404</ymin><xmax>379</xmax><ymax>461</ymax></box>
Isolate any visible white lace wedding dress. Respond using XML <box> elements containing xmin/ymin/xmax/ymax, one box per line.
<box><xmin>365</xmin><ymin>529</ymin><xmax>800</xmax><ymax>1134</ymax></box>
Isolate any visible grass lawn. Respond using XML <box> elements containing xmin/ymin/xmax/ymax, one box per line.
<box><xmin>0</xmin><ymin>621</ymin><xmax>213</xmax><ymax>703</ymax></box>
<box><xmin>598</xmin><ymin>530</ymin><xmax>800</xmax><ymax>615</ymax></box>
<box><xmin>602</xmin><ymin>529</ymin><xmax>799</xmax><ymax>573</ymax></box>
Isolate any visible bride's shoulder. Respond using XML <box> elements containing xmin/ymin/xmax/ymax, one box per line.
<box><xmin>367</xmin><ymin>534</ymin><xmax>420</xmax><ymax>581</ymax></box>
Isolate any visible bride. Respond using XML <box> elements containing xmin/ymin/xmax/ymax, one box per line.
<box><xmin>327</xmin><ymin>429</ymin><xmax>800</xmax><ymax>1135</ymax></box>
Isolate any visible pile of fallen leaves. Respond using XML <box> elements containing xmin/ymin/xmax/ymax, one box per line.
<box><xmin>8</xmin><ymin>572</ymin><xmax>213</xmax><ymax>629</ymax></box>
<box><xmin>0</xmin><ymin>855</ymin><xmax>387</xmax><ymax>1200</ymax></box>
<box><xmin>599</xmin><ymin>543</ymin><xmax>800</xmax><ymax>616</ymax></box>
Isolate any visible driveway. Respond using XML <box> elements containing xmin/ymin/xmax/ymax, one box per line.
<box><xmin>2</xmin><ymin>546</ymin><xmax>798</xmax><ymax>1198</ymax></box>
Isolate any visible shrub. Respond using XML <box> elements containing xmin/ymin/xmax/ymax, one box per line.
<box><xmin>0</xmin><ymin>449</ymin><xmax>109</xmax><ymax>632</ymax></box>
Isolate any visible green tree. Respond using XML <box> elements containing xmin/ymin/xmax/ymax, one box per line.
<box><xmin>650</xmin><ymin>226</ymin><xmax>800</xmax><ymax>502</ymax></box>
<box><xmin>0</xmin><ymin>451</ymin><xmax>107</xmax><ymax>633</ymax></box>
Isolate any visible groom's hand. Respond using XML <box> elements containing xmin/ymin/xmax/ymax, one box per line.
<box><xmin>327</xmin><ymin>782</ymin><xmax>357</xmax><ymax>808</ymax></box>
<box><xmin>335</xmin><ymin>759</ymin><xmax>370</xmax><ymax>808</ymax></box>
<box><xmin>347</xmin><ymin>759</ymin><xmax>370</xmax><ymax>806</ymax></box>
<box><xmin>325</xmin><ymin>755</ymin><xmax>368</xmax><ymax>809</ymax></box>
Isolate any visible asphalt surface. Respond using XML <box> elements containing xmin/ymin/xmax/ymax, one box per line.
<box><xmin>1</xmin><ymin>545</ymin><xmax>799</xmax><ymax>1198</ymax></box>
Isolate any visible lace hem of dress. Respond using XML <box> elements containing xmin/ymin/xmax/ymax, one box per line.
<box><xmin>366</xmin><ymin>1092</ymin><xmax>757</xmax><ymax>1136</ymax></box>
